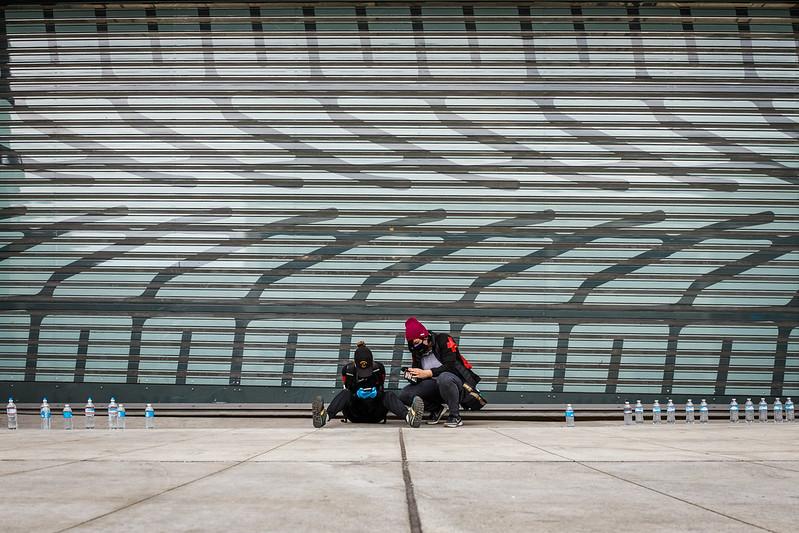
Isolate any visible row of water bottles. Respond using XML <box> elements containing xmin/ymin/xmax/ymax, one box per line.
<box><xmin>6</xmin><ymin>397</ymin><xmax>156</xmax><ymax>430</ymax></box>
<box><xmin>623</xmin><ymin>397</ymin><xmax>795</xmax><ymax>424</ymax></box>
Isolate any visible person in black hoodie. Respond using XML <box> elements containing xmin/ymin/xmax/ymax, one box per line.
<box><xmin>312</xmin><ymin>340</ymin><xmax>424</xmax><ymax>428</ymax></box>
<box><xmin>399</xmin><ymin>317</ymin><xmax>475</xmax><ymax>427</ymax></box>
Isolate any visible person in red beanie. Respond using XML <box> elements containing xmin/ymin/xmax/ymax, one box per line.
<box><xmin>399</xmin><ymin>317</ymin><xmax>475</xmax><ymax>427</ymax></box>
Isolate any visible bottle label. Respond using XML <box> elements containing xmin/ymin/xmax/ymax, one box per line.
<box><xmin>146</xmin><ymin>411</ymin><xmax>154</xmax><ymax>417</ymax></box>
<box><xmin>118</xmin><ymin>412</ymin><xmax>126</xmax><ymax>418</ymax></box>
<box><xmin>86</xmin><ymin>409</ymin><xmax>95</xmax><ymax>414</ymax></box>
<box><xmin>700</xmin><ymin>407</ymin><xmax>708</xmax><ymax>412</ymax></box>
<box><xmin>565</xmin><ymin>411</ymin><xmax>573</xmax><ymax>416</ymax></box>
<box><xmin>7</xmin><ymin>407</ymin><xmax>16</xmax><ymax>415</ymax></box>
<box><xmin>686</xmin><ymin>407</ymin><xmax>694</xmax><ymax>412</ymax></box>
<box><xmin>653</xmin><ymin>407</ymin><xmax>661</xmax><ymax>413</ymax></box>
<box><xmin>730</xmin><ymin>406</ymin><xmax>738</xmax><ymax>411</ymax></box>
<box><xmin>746</xmin><ymin>407</ymin><xmax>754</xmax><ymax>411</ymax></box>
<box><xmin>64</xmin><ymin>412</ymin><xmax>73</xmax><ymax>418</ymax></box>
<box><xmin>667</xmin><ymin>407</ymin><xmax>675</xmax><ymax>412</ymax></box>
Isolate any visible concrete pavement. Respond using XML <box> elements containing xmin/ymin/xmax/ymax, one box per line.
<box><xmin>1</xmin><ymin>416</ymin><xmax>797</xmax><ymax>532</ymax></box>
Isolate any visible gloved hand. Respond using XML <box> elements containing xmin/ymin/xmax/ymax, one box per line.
<box><xmin>356</xmin><ymin>387</ymin><xmax>377</xmax><ymax>399</ymax></box>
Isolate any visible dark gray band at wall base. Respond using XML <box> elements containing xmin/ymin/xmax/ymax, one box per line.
<box><xmin>0</xmin><ymin>381</ymin><xmax>779</xmax><ymax>407</ymax></box>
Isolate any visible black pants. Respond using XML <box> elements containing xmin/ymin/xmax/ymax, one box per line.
<box><xmin>399</xmin><ymin>371</ymin><xmax>462</xmax><ymax>417</ymax></box>
<box><xmin>327</xmin><ymin>389</ymin><xmax>409</xmax><ymax>423</ymax></box>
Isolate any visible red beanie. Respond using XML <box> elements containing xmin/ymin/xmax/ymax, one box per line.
<box><xmin>405</xmin><ymin>317</ymin><xmax>429</xmax><ymax>341</ymax></box>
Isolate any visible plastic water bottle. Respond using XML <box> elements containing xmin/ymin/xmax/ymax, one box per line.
<box><xmin>634</xmin><ymin>400</ymin><xmax>644</xmax><ymax>424</ymax></box>
<box><xmin>145</xmin><ymin>403</ymin><xmax>155</xmax><ymax>429</ymax></box>
<box><xmin>85</xmin><ymin>398</ymin><xmax>95</xmax><ymax>429</ymax></box>
<box><xmin>666</xmin><ymin>399</ymin><xmax>676</xmax><ymax>424</ymax></box>
<box><xmin>652</xmin><ymin>400</ymin><xmax>661</xmax><ymax>424</ymax></box>
<box><xmin>623</xmin><ymin>401</ymin><xmax>632</xmax><ymax>425</ymax></box>
<box><xmin>744</xmin><ymin>398</ymin><xmax>754</xmax><ymax>423</ymax></box>
<box><xmin>786</xmin><ymin>398</ymin><xmax>794</xmax><ymax>422</ymax></box>
<box><xmin>63</xmin><ymin>404</ymin><xmax>73</xmax><ymax>430</ymax></box>
<box><xmin>758</xmin><ymin>398</ymin><xmax>768</xmax><ymax>423</ymax></box>
<box><xmin>699</xmin><ymin>399</ymin><xmax>709</xmax><ymax>424</ymax></box>
<box><xmin>108</xmin><ymin>397</ymin><xmax>118</xmax><ymax>429</ymax></box>
<box><xmin>117</xmin><ymin>403</ymin><xmax>126</xmax><ymax>430</ymax></box>
<box><xmin>6</xmin><ymin>398</ymin><xmax>17</xmax><ymax>430</ymax></box>
<box><xmin>565</xmin><ymin>404</ymin><xmax>575</xmax><ymax>427</ymax></box>
<box><xmin>773</xmin><ymin>398</ymin><xmax>783</xmax><ymax>423</ymax></box>
<box><xmin>40</xmin><ymin>398</ymin><xmax>51</xmax><ymax>430</ymax></box>
<box><xmin>729</xmin><ymin>399</ymin><xmax>739</xmax><ymax>423</ymax></box>
<box><xmin>685</xmin><ymin>399</ymin><xmax>695</xmax><ymax>423</ymax></box>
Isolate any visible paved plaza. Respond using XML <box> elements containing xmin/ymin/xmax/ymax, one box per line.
<box><xmin>1</xmin><ymin>416</ymin><xmax>797</xmax><ymax>532</ymax></box>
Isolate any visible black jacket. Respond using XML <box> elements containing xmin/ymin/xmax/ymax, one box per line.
<box><xmin>341</xmin><ymin>361</ymin><xmax>386</xmax><ymax>393</ymax></box>
<box><xmin>407</xmin><ymin>331</ymin><xmax>480</xmax><ymax>386</ymax></box>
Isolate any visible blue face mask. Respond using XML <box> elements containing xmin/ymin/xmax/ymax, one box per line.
<box><xmin>356</xmin><ymin>387</ymin><xmax>378</xmax><ymax>400</ymax></box>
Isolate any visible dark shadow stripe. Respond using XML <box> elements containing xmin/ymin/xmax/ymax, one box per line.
<box><xmin>281</xmin><ymin>332</ymin><xmax>298</xmax><ymax>387</ymax></box>
<box><xmin>229</xmin><ymin>318</ymin><xmax>248</xmax><ymax>385</ymax></box>
<box><xmin>175</xmin><ymin>329</ymin><xmax>192</xmax><ymax>385</ymax></box>
<box><xmin>410</xmin><ymin>5</ymin><xmax>423</xmax><ymax>32</ymax></box>
<box><xmin>303</xmin><ymin>6</ymin><xmax>316</xmax><ymax>32</ymax></box>
<box><xmin>771</xmin><ymin>326</ymin><xmax>791</xmax><ymax>397</ymax></box>
<box><xmin>356</xmin><ymin>5</ymin><xmax>368</xmax><ymax>32</ymax></box>
<box><xmin>198</xmin><ymin>7</ymin><xmax>211</xmax><ymax>32</ymax></box>
<box><xmin>496</xmin><ymin>336</ymin><xmax>514</xmax><ymax>392</ymax></box>
<box><xmin>249</xmin><ymin>6</ymin><xmax>263</xmax><ymax>32</ymax></box>
<box><xmin>463</xmin><ymin>5</ymin><xmax>476</xmax><ymax>32</ymax></box>
<box><xmin>661</xmin><ymin>324</ymin><xmax>683</xmax><ymax>395</ymax></box>
<box><xmin>24</xmin><ymin>314</ymin><xmax>43</xmax><ymax>381</ymax></box>
<box><xmin>126</xmin><ymin>317</ymin><xmax>145</xmax><ymax>384</ymax></box>
<box><xmin>145</xmin><ymin>7</ymin><xmax>158</xmax><ymax>32</ymax></box>
<box><xmin>74</xmin><ymin>328</ymin><xmax>89</xmax><ymax>383</ymax></box>
<box><xmin>389</xmin><ymin>333</ymin><xmax>405</xmax><ymax>390</ymax></box>
<box><xmin>605</xmin><ymin>338</ymin><xmax>623</xmax><ymax>395</ymax></box>
<box><xmin>551</xmin><ymin>323</ymin><xmax>574</xmax><ymax>392</ymax></box>
<box><xmin>715</xmin><ymin>338</ymin><xmax>732</xmax><ymax>396</ymax></box>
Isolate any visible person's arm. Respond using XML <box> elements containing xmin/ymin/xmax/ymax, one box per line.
<box><xmin>341</xmin><ymin>363</ymin><xmax>357</xmax><ymax>392</ymax></box>
<box><xmin>375</xmin><ymin>362</ymin><xmax>386</xmax><ymax>391</ymax></box>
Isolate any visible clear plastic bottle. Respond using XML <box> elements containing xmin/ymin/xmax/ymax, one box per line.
<box><xmin>40</xmin><ymin>398</ymin><xmax>51</xmax><ymax>430</ymax></box>
<box><xmin>63</xmin><ymin>404</ymin><xmax>73</xmax><ymax>430</ymax></box>
<box><xmin>773</xmin><ymin>398</ymin><xmax>783</xmax><ymax>423</ymax></box>
<box><xmin>117</xmin><ymin>403</ymin><xmax>126</xmax><ymax>430</ymax></box>
<box><xmin>685</xmin><ymin>399</ymin><xmax>695</xmax><ymax>424</ymax></box>
<box><xmin>565</xmin><ymin>404</ymin><xmax>575</xmax><ymax>427</ymax></box>
<box><xmin>6</xmin><ymin>398</ymin><xmax>17</xmax><ymax>430</ymax></box>
<box><xmin>699</xmin><ymin>399</ymin><xmax>709</xmax><ymax>424</ymax></box>
<box><xmin>145</xmin><ymin>403</ymin><xmax>155</xmax><ymax>429</ymax></box>
<box><xmin>758</xmin><ymin>398</ymin><xmax>768</xmax><ymax>423</ymax></box>
<box><xmin>786</xmin><ymin>398</ymin><xmax>794</xmax><ymax>422</ymax></box>
<box><xmin>85</xmin><ymin>398</ymin><xmax>95</xmax><ymax>429</ymax></box>
<box><xmin>623</xmin><ymin>401</ymin><xmax>632</xmax><ymax>425</ymax></box>
<box><xmin>666</xmin><ymin>399</ymin><xmax>676</xmax><ymax>424</ymax></box>
<box><xmin>744</xmin><ymin>398</ymin><xmax>754</xmax><ymax>423</ymax></box>
<box><xmin>729</xmin><ymin>398</ymin><xmax>739</xmax><ymax>423</ymax></box>
<box><xmin>108</xmin><ymin>397</ymin><xmax>118</xmax><ymax>430</ymax></box>
<box><xmin>634</xmin><ymin>400</ymin><xmax>644</xmax><ymax>424</ymax></box>
<box><xmin>652</xmin><ymin>400</ymin><xmax>662</xmax><ymax>424</ymax></box>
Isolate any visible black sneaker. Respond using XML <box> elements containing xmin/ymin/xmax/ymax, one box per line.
<box><xmin>312</xmin><ymin>396</ymin><xmax>328</xmax><ymax>428</ymax></box>
<box><xmin>444</xmin><ymin>415</ymin><xmax>463</xmax><ymax>428</ymax></box>
<box><xmin>426</xmin><ymin>404</ymin><xmax>449</xmax><ymax>425</ymax></box>
<box><xmin>406</xmin><ymin>396</ymin><xmax>424</xmax><ymax>428</ymax></box>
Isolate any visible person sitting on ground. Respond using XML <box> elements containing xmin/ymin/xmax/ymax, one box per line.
<box><xmin>312</xmin><ymin>340</ymin><xmax>424</xmax><ymax>428</ymax></box>
<box><xmin>398</xmin><ymin>317</ymin><xmax>468</xmax><ymax>428</ymax></box>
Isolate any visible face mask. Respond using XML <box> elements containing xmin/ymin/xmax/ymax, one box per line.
<box><xmin>411</xmin><ymin>341</ymin><xmax>429</xmax><ymax>356</ymax></box>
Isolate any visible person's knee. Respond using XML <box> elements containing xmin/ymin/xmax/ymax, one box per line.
<box><xmin>398</xmin><ymin>386</ymin><xmax>415</xmax><ymax>404</ymax></box>
<box><xmin>437</xmin><ymin>372</ymin><xmax>461</xmax><ymax>388</ymax></box>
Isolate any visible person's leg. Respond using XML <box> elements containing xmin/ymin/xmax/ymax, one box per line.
<box><xmin>382</xmin><ymin>391</ymin><xmax>408</xmax><ymax>418</ymax></box>
<box><xmin>383</xmin><ymin>391</ymin><xmax>424</xmax><ymax>428</ymax></box>
<box><xmin>326</xmin><ymin>389</ymin><xmax>353</xmax><ymax>420</ymax></box>
<box><xmin>400</xmin><ymin>379</ymin><xmax>442</xmax><ymax>410</ymax></box>
<box><xmin>436</xmin><ymin>372</ymin><xmax>463</xmax><ymax>418</ymax></box>
<box><xmin>313</xmin><ymin>389</ymin><xmax>352</xmax><ymax>427</ymax></box>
